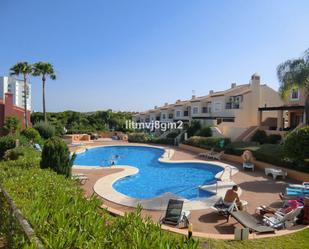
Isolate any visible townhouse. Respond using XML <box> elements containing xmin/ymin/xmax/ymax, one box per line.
<box><xmin>133</xmin><ymin>74</ymin><xmax>285</xmax><ymax>140</ymax></box>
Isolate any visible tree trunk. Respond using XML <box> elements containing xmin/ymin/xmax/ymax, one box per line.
<box><xmin>42</xmin><ymin>77</ymin><xmax>46</xmax><ymax>122</ymax></box>
<box><xmin>305</xmin><ymin>93</ymin><xmax>309</xmax><ymax>125</ymax></box>
<box><xmin>23</xmin><ymin>74</ymin><xmax>28</xmax><ymax>128</ymax></box>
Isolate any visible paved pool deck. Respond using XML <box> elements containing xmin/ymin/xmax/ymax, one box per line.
<box><xmin>71</xmin><ymin>141</ymin><xmax>307</xmax><ymax>238</ymax></box>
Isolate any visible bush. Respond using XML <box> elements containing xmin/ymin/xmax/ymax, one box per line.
<box><xmin>33</xmin><ymin>121</ymin><xmax>56</xmax><ymax>139</ymax></box>
<box><xmin>128</xmin><ymin>133</ymin><xmax>150</xmax><ymax>143</ymax></box>
<box><xmin>21</xmin><ymin>127</ymin><xmax>41</xmax><ymax>143</ymax></box>
<box><xmin>149</xmin><ymin>137</ymin><xmax>175</xmax><ymax>145</ymax></box>
<box><xmin>3</xmin><ymin>116</ymin><xmax>21</xmax><ymax>134</ymax></box>
<box><xmin>184</xmin><ymin>136</ymin><xmax>230</xmax><ymax>150</ymax></box>
<box><xmin>40</xmin><ymin>137</ymin><xmax>76</xmax><ymax>177</ymax></box>
<box><xmin>0</xmin><ymin>151</ymin><xmax>199</xmax><ymax>248</ymax></box>
<box><xmin>186</xmin><ymin>120</ymin><xmax>201</xmax><ymax>137</ymax></box>
<box><xmin>224</xmin><ymin>141</ymin><xmax>259</xmax><ymax>156</ymax></box>
<box><xmin>3</xmin><ymin>147</ymin><xmax>24</xmax><ymax>161</ymax></box>
<box><xmin>0</xmin><ymin>134</ymin><xmax>17</xmax><ymax>158</ymax></box>
<box><xmin>267</xmin><ymin>134</ymin><xmax>282</xmax><ymax>144</ymax></box>
<box><xmin>251</xmin><ymin>130</ymin><xmax>268</xmax><ymax>144</ymax></box>
<box><xmin>197</xmin><ymin>126</ymin><xmax>212</xmax><ymax>137</ymax></box>
<box><xmin>284</xmin><ymin>126</ymin><xmax>309</xmax><ymax>166</ymax></box>
<box><xmin>166</xmin><ymin>130</ymin><xmax>180</xmax><ymax>139</ymax></box>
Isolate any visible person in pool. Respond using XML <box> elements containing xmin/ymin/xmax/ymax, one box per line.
<box><xmin>224</xmin><ymin>185</ymin><xmax>243</xmax><ymax>210</ymax></box>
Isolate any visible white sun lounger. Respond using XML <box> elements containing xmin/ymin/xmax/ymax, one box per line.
<box><xmin>209</xmin><ymin>151</ymin><xmax>224</xmax><ymax>160</ymax></box>
<box><xmin>243</xmin><ymin>162</ymin><xmax>255</xmax><ymax>171</ymax></box>
<box><xmin>265</xmin><ymin>168</ymin><xmax>287</xmax><ymax>180</ymax></box>
<box><xmin>263</xmin><ymin>206</ymin><xmax>302</xmax><ymax>229</ymax></box>
<box><xmin>198</xmin><ymin>148</ymin><xmax>215</xmax><ymax>158</ymax></box>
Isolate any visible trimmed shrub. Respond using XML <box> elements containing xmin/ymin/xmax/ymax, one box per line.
<box><xmin>267</xmin><ymin>134</ymin><xmax>282</xmax><ymax>144</ymax></box>
<box><xmin>284</xmin><ymin>126</ymin><xmax>309</xmax><ymax>166</ymax></box>
<box><xmin>33</xmin><ymin>121</ymin><xmax>56</xmax><ymax>139</ymax></box>
<box><xmin>224</xmin><ymin>141</ymin><xmax>260</xmax><ymax>155</ymax></box>
<box><xmin>196</xmin><ymin>126</ymin><xmax>212</xmax><ymax>137</ymax></box>
<box><xmin>0</xmin><ymin>135</ymin><xmax>17</xmax><ymax>158</ymax></box>
<box><xmin>21</xmin><ymin>127</ymin><xmax>41</xmax><ymax>143</ymax></box>
<box><xmin>40</xmin><ymin>137</ymin><xmax>76</xmax><ymax>177</ymax></box>
<box><xmin>251</xmin><ymin>130</ymin><xmax>268</xmax><ymax>144</ymax></box>
<box><xmin>184</xmin><ymin>136</ymin><xmax>230</xmax><ymax>150</ymax></box>
<box><xmin>149</xmin><ymin>137</ymin><xmax>175</xmax><ymax>145</ymax></box>
<box><xmin>128</xmin><ymin>133</ymin><xmax>150</xmax><ymax>143</ymax></box>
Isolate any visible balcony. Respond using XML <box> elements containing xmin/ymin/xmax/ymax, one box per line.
<box><xmin>225</xmin><ymin>102</ymin><xmax>240</xmax><ymax>109</ymax></box>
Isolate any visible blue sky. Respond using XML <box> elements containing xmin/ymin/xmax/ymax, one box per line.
<box><xmin>0</xmin><ymin>0</ymin><xmax>308</xmax><ymax>112</ymax></box>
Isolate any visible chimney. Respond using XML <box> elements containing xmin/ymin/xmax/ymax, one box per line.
<box><xmin>191</xmin><ymin>95</ymin><xmax>196</xmax><ymax>99</ymax></box>
<box><xmin>154</xmin><ymin>105</ymin><xmax>158</xmax><ymax>109</ymax></box>
<box><xmin>176</xmin><ymin>99</ymin><xmax>181</xmax><ymax>103</ymax></box>
<box><xmin>231</xmin><ymin>83</ymin><xmax>237</xmax><ymax>88</ymax></box>
<box><xmin>209</xmin><ymin>90</ymin><xmax>214</xmax><ymax>94</ymax></box>
<box><xmin>251</xmin><ymin>73</ymin><xmax>260</xmax><ymax>84</ymax></box>
<box><xmin>164</xmin><ymin>102</ymin><xmax>168</xmax><ymax>106</ymax></box>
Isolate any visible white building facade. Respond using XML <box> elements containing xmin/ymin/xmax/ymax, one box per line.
<box><xmin>0</xmin><ymin>76</ymin><xmax>32</xmax><ymax>111</ymax></box>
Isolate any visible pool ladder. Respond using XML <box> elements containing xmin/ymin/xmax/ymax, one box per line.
<box><xmin>215</xmin><ymin>166</ymin><xmax>232</xmax><ymax>194</ymax></box>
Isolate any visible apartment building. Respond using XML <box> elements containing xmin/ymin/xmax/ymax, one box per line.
<box><xmin>133</xmin><ymin>74</ymin><xmax>284</xmax><ymax>140</ymax></box>
<box><xmin>0</xmin><ymin>76</ymin><xmax>32</xmax><ymax>111</ymax></box>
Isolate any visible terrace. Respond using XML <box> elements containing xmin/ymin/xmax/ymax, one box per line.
<box><xmin>71</xmin><ymin>140</ymin><xmax>308</xmax><ymax>239</ymax></box>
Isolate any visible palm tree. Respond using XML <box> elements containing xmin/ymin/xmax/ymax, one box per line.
<box><xmin>277</xmin><ymin>49</ymin><xmax>309</xmax><ymax>125</ymax></box>
<box><xmin>10</xmin><ymin>62</ymin><xmax>33</xmax><ymax>128</ymax></box>
<box><xmin>32</xmin><ymin>62</ymin><xmax>56</xmax><ymax>122</ymax></box>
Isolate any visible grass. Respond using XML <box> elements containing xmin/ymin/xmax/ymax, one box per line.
<box><xmin>198</xmin><ymin>228</ymin><xmax>309</xmax><ymax>249</ymax></box>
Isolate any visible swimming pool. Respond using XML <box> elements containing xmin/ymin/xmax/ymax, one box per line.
<box><xmin>75</xmin><ymin>146</ymin><xmax>223</xmax><ymax>200</ymax></box>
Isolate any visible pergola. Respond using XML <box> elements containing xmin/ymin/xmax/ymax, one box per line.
<box><xmin>258</xmin><ymin>105</ymin><xmax>305</xmax><ymax>130</ymax></box>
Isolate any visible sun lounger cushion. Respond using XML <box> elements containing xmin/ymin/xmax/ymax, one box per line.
<box><xmin>230</xmin><ymin>211</ymin><xmax>275</xmax><ymax>233</ymax></box>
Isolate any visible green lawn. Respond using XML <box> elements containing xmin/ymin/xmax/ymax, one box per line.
<box><xmin>198</xmin><ymin>228</ymin><xmax>309</xmax><ymax>249</ymax></box>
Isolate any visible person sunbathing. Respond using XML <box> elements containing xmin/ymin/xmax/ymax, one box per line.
<box><xmin>224</xmin><ymin>185</ymin><xmax>243</xmax><ymax>210</ymax></box>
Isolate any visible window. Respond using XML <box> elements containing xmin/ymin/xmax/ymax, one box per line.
<box><xmin>222</xmin><ymin>117</ymin><xmax>235</xmax><ymax>122</ymax></box>
<box><xmin>192</xmin><ymin>107</ymin><xmax>199</xmax><ymax>114</ymax></box>
<box><xmin>225</xmin><ymin>103</ymin><xmax>232</xmax><ymax>109</ymax></box>
<box><xmin>183</xmin><ymin>111</ymin><xmax>189</xmax><ymax>116</ymax></box>
<box><xmin>162</xmin><ymin>114</ymin><xmax>166</xmax><ymax>119</ymax></box>
<box><xmin>168</xmin><ymin>113</ymin><xmax>173</xmax><ymax>119</ymax></box>
<box><xmin>291</xmin><ymin>88</ymin><xmax>299</xmax><ymax>100</ymax></box>
<box><xmin>176</xmin><ymin>111</ymin><xmax>181</xmax><ymax>117</ymax></box>
<box><xmin>214</xmin><ymin>102</ymin><xmax>222</xmax><ymax>112</ymax></box>
<box><xmin>202</xmin><ymin>107</ymin><xmax>208</xmax><ymax>113</ymax></box>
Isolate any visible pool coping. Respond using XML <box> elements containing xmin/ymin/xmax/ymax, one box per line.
<box><xmin>74</xmin><ymin>144</ymin><xmax>239</xmax><ymax>211</ymax></box>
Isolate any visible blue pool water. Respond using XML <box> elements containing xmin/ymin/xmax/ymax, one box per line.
<box><xmin>75</xmin><ymin>146</ymin><xmax>223</xmax><ymax>200</ymax></box>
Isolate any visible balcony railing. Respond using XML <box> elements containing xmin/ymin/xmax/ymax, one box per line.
<box><xmin>225</xmin><ymin>103</ymin><xmax>240</xmax><ymax>109</ymax></box>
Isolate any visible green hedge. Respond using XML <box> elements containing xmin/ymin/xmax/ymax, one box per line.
<box><xmin>284</xmin><ymin>126</ymin><xmax>309</xmax><ymax>167</ymax></box>
<box><xmin>183</xmin><ymin>136</ymin><xmax>230</xmax><ymax>151</ymax></box>
<box><xmin>251</xmin><ymin>130</ymin><xmax>282</xmax><ymax>144</ymax></box>
<box><xmin>128</xmin><ymin>133</ymin><xmax>150</xmax><ymax>143</ymax></box>
<box><xmin>128</xmin><ymin>133</ymin><xmax>175</xmax><ymax>145</ymax></box>
<box><xmin>224</xmin><ymin>142</ymin><xmax>308</xmax><ymax>172</ymax></box>
<box><xmin>0</xmin><ymin>149</ymin><xmax>198</xmax><ymax>248</ymax></box>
